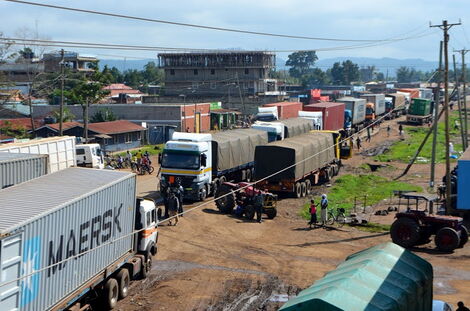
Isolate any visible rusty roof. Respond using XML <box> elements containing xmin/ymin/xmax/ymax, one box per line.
<box><xmin>35</xmin><ymin>121</ymin><xmax>82</xmax><ymax>132</ymax></box>
<box><xmin>87</xmin><ymin>120</ymin><xmax>146</xmax><ymax>135</ymax></box>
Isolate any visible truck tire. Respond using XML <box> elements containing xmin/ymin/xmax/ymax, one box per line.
<box><xmin>199</xmin><ymin>187</ymin><xmax>207</xmax><ymax>201</ymax></box>
<box><xmin>103</xmin><ymin>278</ymin><xmax>119</xmax><ymax>309</ymax></box>
<box><xmin>295</xmin><ymin>182</ymin><xmax>302</xmax><ymax>198</ymax></box>
<box><xmin>241</xmin><ymin>169</ymin><xmax>247</xmax><ymax>181</ymax></box>
<box><xmin>265</xmin><ymin>208</ymin><xmax>277</xmax><ymax>219</ymax></box>
<box><xmin>116</xmin><ymin>268</ymin><xmax>130</xmax><ymax>299</ymax></box>
<box><xmin>305</xmin><ymin>179</ymin><xmax>311</xmax><ymax>195</ymax></box>
<box><xmin>459</xmin><ymin>225</ymin><xmax>469</xmax><ymax>248</ymax></box>
<box><xmin>141</xmin><ymin>256</ymin><xmax>152</xmax><ymax>279</ymax></box>
<box><xmin>244</xmin><ymin>205</ymin><xmax>255</xmax><ymax>220</ymax></box>
<box><xmin>390</xmin><ymin>217</ymin><xmax>421</xmax><ymax>248</ymax></box>
<box><xmin>219</xmin><ymin>175</ymin><xmax>227</xmax><ymax>184</ymax></box>
<box><xmin>215</xmin><ymin>184</ymin><xmax>236</xmax><ymax>213</ymax></box>
<box><xmin>212</xmin><ymin>178</ymin><xmax>219</xmax><ymax>196</ymax></box>
<box><xmin>300</xmin><ymin>182</ymin><xmax>307</xmax><ymax>197</ymax></box>
<box><xmin>435</xmin><ymin>227</ymin><xmax>460</xmax><ymax>252</ymax></box>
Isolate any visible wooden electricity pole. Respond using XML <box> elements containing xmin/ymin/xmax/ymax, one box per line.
<box><xmin>453</xmin><ymin>54</ymin><xmax>466</xmax><ymax>149</ymax></box>
<box><xmin>430</xmin><ymin>41</ymin><xmax>443</xmax><ymax>188</ymax></box>
<box><xmin>59</xmin><ymin>49</ymin><xmax>65</xmax><ymax>136</ymax></box>
<box><xmin>455</xmin><ymin>48</ymin><xmax>470</xmax><ymax>148</ymax></box>
<box><xmin>430</xmin><ymin>20</ymin><xmax>461</xmax><ymax>214</ymax></box>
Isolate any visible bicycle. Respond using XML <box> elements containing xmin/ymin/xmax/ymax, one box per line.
<box><xmin>327</xmin><ymin>207</ymin><xmax>347</xmax><ymax>227</ymax></box>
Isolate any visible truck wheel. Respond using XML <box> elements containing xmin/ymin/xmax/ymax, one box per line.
<box><xmin>305</xmin><ymin>179</ymin><xmax>311</xmax><ymax>195</ymax></box>
<box><xmin>215</xmin><ymin>184</ymin><xmax>235</xmax><ymax>213</ymax></box>
<box><xmin>103</xmin><ymin>278</ymin><xmax>119</xmax><ymax>309</ymax></box>
<box><xmin>265</xmin><ymin>208</ymin><xmax>277</xmax><ymax>219</ymax></box>
<box><xmin>116</xmin><ymin>268</ymin><xmax>130</xmax><ymax>299</ymax></box>
<box><xmin>459</xmin><ymin>225</ymin><xmax>469</xmax><ymax>248</ymax></box>
<box><xmin>212</xmin><ymin>179</ymin><xmax>219</xmax><ymax>196</ymax></box>
<box><xmin>199</xmin><ymin>187</ymin><xmax>207</xmax><ymax>201</ymax></box>
<box><xmin>295</xmin><ymin>182</ymin><xmax>302</xmax><ymax>198</ymax></box>
<box><xmin>300</xmin><ymin>182</ymin><xmax>307</xmax><ymax>197</ymax></box>
<box><xmin>241</xmin><ymin>169</ymin><xmax>247</xmax><ymax>181</ymax></box>
<box><xmin>390</xmin><ymin>217</ymin><xmax>421</xmax><ymax>248</ymax></box>
<box><xmin>323</xmin><ymin>170</ymin><xmax>331</xmax><ymax>182</ymax></box>
<box><xmin>219</xmin><ymin>176</ymin><xmax>227</xmax><ymax>184</ymax></box>
<box><xmin>141</xmin><ymin>256</ymin><xmax>152</xmax><ymax>279</ymax></box>
<box><xmin>435</xmin><ymin>227</ymin><xmax>460</xmax><ymax>252</ymax></box>
<box><xmin>244</xmin><ymin>205</ymin><xmax>255</xmax><ymax>220</ymax></box>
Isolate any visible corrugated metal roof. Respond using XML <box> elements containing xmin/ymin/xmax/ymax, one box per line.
<box><xmin>35</xmin><ymin>121</ymin><xmax>82</xmax><ymax>132</ymax></box>
<box><xmin>0</xmin><ymin>152</ymin><xmax>47</xmax><ymax>163</ymax></box>
<box><xmin>88</xmin><ymin>120</ymin><xmax>146</xmax><ymax>135</ymax></box>
<box><xmin>0</xmin><ymin>167</ymin><xmax>135</xmax><ymax>234</ymax></box>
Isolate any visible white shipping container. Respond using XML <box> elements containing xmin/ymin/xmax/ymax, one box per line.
<box><xmin>0</xmin><ymin>136</ymin><xmax>76</xmax><ymax>173</ymax></box>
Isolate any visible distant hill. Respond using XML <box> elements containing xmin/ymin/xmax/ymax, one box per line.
<box><xmin>99</xmin><ymin>59</ymin><xmax>155</xmax><ymax>71</ymax></box>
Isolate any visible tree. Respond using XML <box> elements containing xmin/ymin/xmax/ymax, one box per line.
<box><xmin>285</xmin><ymin>51</ymin><xmax>318</xmax><ymax>78</ymax></box>
<box><xmin>328</xmin><ymin>60</ymin><xmax>360</xmax><ymax>85</ymax></box>
<box><xmin>360</xmin><ymin>66</ymin><xmax>376</xmax><ymax>82</ymax></box>
<box><xmin>376</xmin><ymin>72</ymin><xmax>385</xmax><ymax>81</ymax></box>
<box><xmin>0</xmin><ymin>120</ymin><xmax>29</xmax><ymax>139</ymax></box>
<box><xmin>90</xmin><ymin>108</ymin><xmax>117</xmax><ymax>123</ymax></box>
<box><xmin>301</xmin><ymin>68</ymin><xmax>330</xmax><ymax>87</ymax></box>
<box><xmin>329</xmin><ymin>62</ymin><xmax>344</xmax><ymax>85</ymax></box>
<box><xmin>51</xmin><ymin>107</ymin><xmax>75</xmax><ymax>123</ymax></box>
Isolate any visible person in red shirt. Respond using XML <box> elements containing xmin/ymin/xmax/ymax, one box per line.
<box><xmin>308</xmin><ymin>199</ymin><xmax>317</xmax><ymax>229</ymax></box>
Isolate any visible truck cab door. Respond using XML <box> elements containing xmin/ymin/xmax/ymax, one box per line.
<box><xmin>138</xmin><ymin>199</ymin><xmax>158</xmax><ymax>254</ymax></box>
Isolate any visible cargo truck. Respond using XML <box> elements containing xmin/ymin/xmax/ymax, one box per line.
<box><xmin>0</xmin><ymin>136</ymin><xmax>76</xmax><ymax>173</ymax></box>
<box><xmin>0</xmin><ymin>168</ymin><xmax>159</xmax><ymax>311</ymax></box>
<box><xmin>159</xmin><ymin>129</ymin><xmax>268</xmax><ymax>200</ymax></box>
<box><xmin>254</xmin><ymin>131</ymin><xmax>350</xmax><ymax>198</ymax></box>
<box><xmin>262</xmin><ymin>102</ymin><xmax>303</xmax><ymax>120</ymax></box>
<box><xmin>360</xmin><ymin>94</ymin><xmax>386</xmax><ymax>122</ymax></box>
<box><xmin>0</xmin><ymin>152</ymin><xmax>48</xmax><ymax>189</ymax></box>
<box><xmin>406</xmin><ymin>98</ymin><xmax>433</xmax><ymax>124</ymax></box>
<box><xmin>336</xmin><ymin>97</ymin><xmax>366</xmax><ymax>132</ymax></box>
<box><xmin>298</xmin><ymin>111</ymin><xmax>322</xmax><ymax>130</ymax></box>
<box><xmin>251</xmin><ymin>118</ymin><xmax>313</xmax><ymax>142</ymax></box>
<box><xmin>255</xmin><ymin>107</ymin><xmax>278</xmax><ymax>121</ymax></box>
<box><xmin>303</xmin><ymin>102</ymin><xmax>345</xmax><ymax>131</ymax></box>
<box><xmin>385</xmin><ymin>93</ymin><xmax>407</xmax><ymax>119</ymax></box>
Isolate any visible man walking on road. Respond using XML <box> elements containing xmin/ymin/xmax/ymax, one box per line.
<box><xmin>387</xmin><ymin>125</ymin><xmax>391</xmax><ymax>137</ymax></box>
<box><xmin>398</xmin><ymin>124</ymin><xmax>403</xmax><ymax>137</ymax></box>
<box><xmin>254</xmin><ymin>192</ymin><xmax>264</xmax><ymax>223</ymax></box>
<box><xmin>356</xmin><ymin>137</ymin><xmax>362</xmax><ymax>150</ymax></box>
<box><xmin>366</xmin><ymin>127</ymin><xmax>371</xmax><ymax>143</ymax></box>
<box><xmin>308</xmin><ymin>199</ymin><xmax>317</xmax><ymax>229</ymax></box>
<box><xmin>320</xmin><ymin>194</ymin><xmax>328</xmax><ymax>226</ymax></box>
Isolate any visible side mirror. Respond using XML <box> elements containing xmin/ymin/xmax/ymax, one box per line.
<box><xmin>200</xmin><ymin>154</ymin><xmax>207</xmax><ymax>167</ymax></box>
<box><xmin>158</xmin><ymin>153</ymin><xmax>162</xmax><ymax>164</ymax></box>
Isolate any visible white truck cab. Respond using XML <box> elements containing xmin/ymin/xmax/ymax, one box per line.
<box><xmin>137</xmin><ymin>198</ymin><xmax>159</xmax><ymax>256</ymax></box>
<box><xmin>252</xmin><ymin>121</ymin><xmax>285</xmax><ymax>141</ymax></box>
<box><xmin>160</xmin><ymin>132</ymin><xmax>212</xmax><ymax>201</ymax></box>
<box><xmin>76</xmin><ymin>143</ymin><xmax>104</xmax><ymax>169</ymax></box>
<box><xmin>255</xmin><ymin>107</ymin><xmax>279</xmax><ymax>121</ymax></box>
<box><xmin>298</xmin><ymin>111</ymin><xmax>323</xmax><ymax>130</ymax></box>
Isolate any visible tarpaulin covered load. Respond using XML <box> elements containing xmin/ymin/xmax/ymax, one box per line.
<box><xmin>280</xmin><ymin>242</ymin><xmax>433</xmax><ymax>311</ymax></box>
<box><xmin>212</xmin><ymin>128</ymin><xmax>267</xmax><ymax>173</ymax></box>
<box><xmin>280</xmin><ymin>118</ymin><xmax>313</xmax><ymax>138</ymax></box>
<box><xmin>254</xmin><ymin>132</ymin><xmax>335</xmax><ymax>182</ymax></box>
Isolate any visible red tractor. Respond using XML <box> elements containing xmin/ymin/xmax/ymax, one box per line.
<box><xmin>390</xmin><ymin>192</ymin><xmax>468</xmax><ymax>252</ymax></box>
<box><xmin>215</xmin><ymin>182</ymin><xmax>278</xmax><ymax>220</ymax></box>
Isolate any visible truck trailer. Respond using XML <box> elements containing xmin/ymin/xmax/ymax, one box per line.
<box><xmin>0</xmin><ymin>152</ymin><xmax>48</xmax><ymax>189</ymax></box>
<box><xmin>160</xmin><ymin>129</ymin><xmax>268</xmax><ymax>200</ymax></box>
<box><xmin>254</xmin><ymin>132</ymin><xmax>343</xmax><ymax>198</ymax></box>
<box><xmin>0</xmin><ymin>168</ymin><xmax>159</xmax><ymax>311</ymax></box>
<box><xmin>0</xmin><ymin>136</ymin><xmax>76</xmax><ymax>173</ymax></box>
<box><xmin>360</xmin><ymin>94</ymin><xmax>386</xmax><ymax>121</ymax></box>
<box><xmin>251</xmin><ymin>118</ymin><xmax>313</xmax><ymax>142</ymax></box>
<box><xmin>406</xmin><ymin>98</ymin><xmax>433</xmax><ymax>124</ymax></box>
<box><xmin>336</xmin><ymin>97</ymin><xmax>366</xmax><ymax>132</ymax></box>
<box><xmin>385</xmin><ymin>93</ymin><xmax>407</xmax><ymax>119</ymax></box>
<box><xmin>303</xmin><ymin>102</ymin><xmax>345</xmax><ymax>131</ymax></box>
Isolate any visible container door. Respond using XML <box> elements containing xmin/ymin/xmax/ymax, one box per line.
<box><xmin>195</xmin><ymin>112</ymin><xmax>201</xmax><ymax>133</ymax></box>
<box><xmin>0</xmin><ymin>233</ymin><xmax>22</xmax><ymax>311</ymax></box>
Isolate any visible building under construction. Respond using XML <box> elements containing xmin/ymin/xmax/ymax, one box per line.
<box><xmin>158</xmin><ymin>51</ymin><xmax>279</xmax><ymax>98</ymax></box>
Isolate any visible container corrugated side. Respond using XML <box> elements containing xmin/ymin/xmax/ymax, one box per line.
<box><xmin>0</xmin><ymin>168</ymin><xmax>136</xmax><ymax>311</ymax></box>
<box><xmin>0</xmin><ymin>153</ymin><xmax>48</xmax><ymax>189</ymax></box>
<box><xmin>458</xmin><ymin>152</ymin><xmax>470</xmax><ymax>210</ymax></box>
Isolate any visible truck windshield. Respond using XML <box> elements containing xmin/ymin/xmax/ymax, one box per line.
<box><xmin>161</xmin><ymin>152</ymin><xmax>200</xmax><ymax>170</ymax></box>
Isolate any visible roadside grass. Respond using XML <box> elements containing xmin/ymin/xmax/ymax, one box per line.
<box><xmin>300</xmin><ymin>174</ymin><xmax>421</xmax><ymax>219</ymax></box>
<box><xmin>375</xmin><ymin>112</ymin><xmax>463</xmax><ymax>163</ymax></box>
<box><xmin>115</xmin><ymin>144</ymin><xmax>164</xmax><ymax>157</ymax></box>
<box><xmin>351</xmin><ymin>223</ymin><xmax>391</xmax><ymax>233</ymax></box>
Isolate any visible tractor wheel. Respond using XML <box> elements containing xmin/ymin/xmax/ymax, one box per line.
<box><xmin>435</xmin><ymin>227</ymin><xmax>460</xmax><ymax>252</ymax></box>
<box><xmin>300</xmin><ymin>182</ymin><xmax>307</xmax><ymax>197</ymax></box>
<box><xmin>459</xmin><ymin>225</ymin><xmax>469</xmax><ymax>248</ymax></box>
<box><xmin>416</xmin><ymin>230</ymin><xmax>432</xmax><ymax>245</ymax></box>
<box><xmin>295</xmin><ymin>182</ymin><xmax>302</xmax><ymax>198</ymax></box>
<box><xmin>215</xmin><ymin>184</ymin><xmax>236</xmax><ymax>214</ymax></box>
<box><xmin>244</xmin><ymin>205</ymin><xmax>255</xmax><ymax>220</ymax></box>
<box><xmin>305</xmin><ymin>179</ymin><xmax>311</xmax><ymax>195</ymax></box>
<box><xmin>265</xmin><ymin>208</ymin><xmax>277</xmax><ymax>219</ymax></box>
<box><xmin>390</xmin><ymin>217</ymin><xmax>421</xmax><ymax>248</ymax></box>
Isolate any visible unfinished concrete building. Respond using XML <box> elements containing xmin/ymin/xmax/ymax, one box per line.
<box><xmin>158</xmin><ymin>52</ymin><xmax>278</xmax><ymax>98</ymax></box>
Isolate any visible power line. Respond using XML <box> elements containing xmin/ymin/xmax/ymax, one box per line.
<box><xmin>3</xmin><ymin>0</ymin><xmax>428</xmax><ymax>43</ymax></box>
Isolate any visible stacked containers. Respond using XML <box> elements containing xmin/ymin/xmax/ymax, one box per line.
<box><xmin>303</xmin><ymin>102</ymin><xmax>345</xmax><ymax>131</ymax></box>
<box><xmin>263</xmin><ymin>102</ymin><xmax>303</xmax><ymax>120</ymax></box>
<box><xmin>0</xmin><ymin>152</ymin><xmax>48</xmax><ymax>189</ymax></box>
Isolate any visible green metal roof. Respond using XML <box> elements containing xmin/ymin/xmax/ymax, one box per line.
<box><xmin>280</xmin><ymin>242</ymin><xmax>433</xmax><ymax>311</ymax></box>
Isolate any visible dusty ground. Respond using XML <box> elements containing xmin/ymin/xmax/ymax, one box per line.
<box><xmin>115</xmin><ymin>115</ymin><xmax>470</xmax><ymax>311</ymax></box>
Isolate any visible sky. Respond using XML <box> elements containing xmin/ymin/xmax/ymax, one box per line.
<box><xmin>1</xmin><ymin>0</ymin><xmax>470</xmax><ymax>64</ymax></box>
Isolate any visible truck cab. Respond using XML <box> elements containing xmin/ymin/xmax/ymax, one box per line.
<box><xmin>365</xmin><ymin>102</ymin><xmax>376</xmax><ymax>121</ymax></box>
<box><xmin>255</xmin><ymin>107</ymin><xmax>279</xmax><ymax>121</ymax></box>
<box><xmin>344</xmin><ymin>109</ymin><xmax>352</xmax><ymax>130</ymax></box>
<box><xmin>252</xmin><ymin>121</ymin><xmax>285</xmax><ymax>141</ymax></box>
<box><xmin>76</xmin><ymin>143</ymin><xmax>104</xmax><ymax>169</ymax></box>
<box><xmin>160</xmin><ymin>132</ymin><xmax>212</xmax><ymax>201</ymax></box>
<box><xmin>136</xmin><ymin>198</ymin><xmax>159</xmax><ymax>256</ymax></box>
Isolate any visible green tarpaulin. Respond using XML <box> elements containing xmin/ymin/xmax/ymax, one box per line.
<box><xmin>280</xmin><ymin>242</ymin><xmax>433</xmax><ymax>311</ymax></box>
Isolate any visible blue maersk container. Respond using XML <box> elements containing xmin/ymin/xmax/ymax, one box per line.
<box><xmin>457</xmin><ymin>148</ymin><xmax>470</xmax><ymax>210</ymax></box>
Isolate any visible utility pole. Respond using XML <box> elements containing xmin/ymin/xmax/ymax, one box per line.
<box><xmin>59</xmin><ymin>49</ymin><xmax>65</xmax><ymax>136</ymax></box>
<box><xmin>430</xmin><ymin>41</ymin><xmax>443</xmax><ymax>188</ymax></box>
<box><xmin>235</xmin><ymin>72</ymin><xmax>245</xmax><ymax>115</ymax></box>
<box><xmin>455</xmin><ymin>48</ymin><xmax>470</xmax><ymax>148</ymax></box>
<box><xmin>453</xmin><ymin>54</ymin><xmax>466</xmax><ymax>149</ymax></box>
<box><xmin>430</xmin><ymin>20</ymin><xmax>461</xmax><ymax>214</ymax></box>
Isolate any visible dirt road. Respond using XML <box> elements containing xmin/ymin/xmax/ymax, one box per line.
<box><xmin>118</xmin><ymin>117</ymin><xmax>470</xmax><ymax>310</ymax></box>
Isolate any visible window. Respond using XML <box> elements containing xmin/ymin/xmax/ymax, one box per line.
<box><xmin>170</xmin><ymin>69</ymin><xmax>175</xmax><ymax>75</ymax></box>
<box><xmin>210</xmin><ymin>69</ymin><xmax>215</xmax><ymax>75</ymax></box>
<box><xmin>125</xmin><ymin>133</ymin><xmax>132</xmax><ymax>143</ymax></box>
<box><xmin>76</xmin><ymin>148</ymin><xmax>85</xmax><ymax>155</ymax></box>
<box><xmin>245</xmin><ymin>68</ymin><xmax>249</xmax><ymax>75</ymax></box>
<box><xmin>194</xmin><ymin>69</ymin><xmax>198</xmax><ymax>75</ymax></box>
<box><xmin>146</xmin><ymin>212</ymin><xmax>151</xmax><ymax>227</ymax></box>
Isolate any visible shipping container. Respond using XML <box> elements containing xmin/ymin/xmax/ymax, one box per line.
<box><xmin>457</xmin><ymin>148</ymin><xmax>470</xmax><ymax>210</ymax></box>
<box><xmin>0</xmin><ymin>168</ymin><xmax>158</xmax><ymax>311</ymax></box>
<box><xmin>360</xmin><ymin>94</ymin><xmax>386</xmax><ymax>116</ymax></box>
<box><xmin>336</xmin><ymin>97</ymin><xmax>366</xmax><ymax>126</ymax></box>
<box><xmin>0</xmin><ymin>152</ymin><xmax>48</xmax><ymax>189</ymax></box>
<box><xmin>409</xmin><ymin>98</ymin><xmax>432</xmax><ymax>116</ymax></box>
<box><xmin>0</xmin><ymin>136</ymin><xmax>76</xmax><ymax>173</ymax></box>
<box><xmin>263</xmin><ymin>102</ymin><xmax>303</xmax><ymax>120</ymax></box>
<box><xmin>398</xmin><ymin>88</ymin><xmax>420</xmax><ymax>99</ymax></box>
<box><xmin>419</xmin><ymin>88</ymin><xmax>434</xmax><ymax>100</ymax></box>
<box><xmin>303</xmin><ymin>102</ymin><xmax>345</xmax><ymax>131</ymax></box>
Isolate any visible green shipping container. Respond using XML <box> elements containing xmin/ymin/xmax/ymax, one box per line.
<box><xmin>409</xmin><ymin>98</ymin><xmax>432</xmax><ymax>116</ymax></box>
<box><xmin>280</xmin><ymin>242</ymin><xmax>433</xmax><ymax>311</ymax></box>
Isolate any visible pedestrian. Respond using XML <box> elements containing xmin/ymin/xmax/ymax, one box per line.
<box><xmin>398</xmin><ymin>124</ymin><xmax>403</xmax><ymax>137</ymax></box>
<box><xmin>457</xmin><ymin>301</ymin><xmax>470</xmax><ymax>311</ymax></box>
<box><xmin>254</xmin><ymin>192</ymin><xmax>264</xmax><ymax>223</ymax></box>
<box><xmin>136</xmin><ymin>149</ymin><xmax>143</xmax><ymax>165</ymax></box>
<box><xmin>450</xmin><ymin>102</ymin><xmax>454</xmax><ymax>110</ymax></box>
<box><xmin>186</xmin><ymin>127</ymin><xmax>190</xmax><ymax>132</ymax></box>
<box><xmin>366</xmin><ymin>127</ymin><xmax>371</xmax><ymax>143</ymax></box>
<box><xmin>176</xmin><ymin>181</ymin><xmax>184</xmax><ymax>216</ymax></box>
<box><xmin>308</xmin><ymin>199</ymin><xmax>317</xmax><ymax>229</ymax></box>
<box><xmin>455</xmin><ymin>119</ymin><xmax>460</xmax><ymax>130</ymax></box>
<box><xmin>167</xmin><ymin>190</ymin><xmax>179</xmax><ymax>226</ymax></box>
<box><xmin>387</xmin><ymin>125</ymin><xmax>391</xmax><ymax>137</ymax></box>
<box><xmin>163</xmin><ymin>188</ymin><xmax>170</xmax><ymax>219</ymax></box>
<box><xmin>356</xmin><ymin>137</ymin><xmax>362</xmax><ymax>150</ymax></box>
<box><xmin>126</xmin><ymin>150</ymin><xmax>132</xmax><ymax>162</ymax></box>
<box><xmin>320</xmin><ymin>194</ymin><xmax>328</xmax><ymax>226</ymax></box>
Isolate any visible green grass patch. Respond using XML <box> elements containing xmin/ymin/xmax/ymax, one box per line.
<box><xmin>375</xmin><ymin>112</ymin><xmax>464</xmax><ymax>163</ymax></box>
<box><xmin>115</xmin><ymin>144</ymin><xmax>164</xmax><ymax>156</ymax></box>
<box><xmin>300</xmin><ymin>174</ymin><xmax>421</xmax><ymax>219</ymax></box>
<box><xmin>352</xmin><ymin>223</ymin><xmax>391</xmax><ymax>233</ymax></box>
